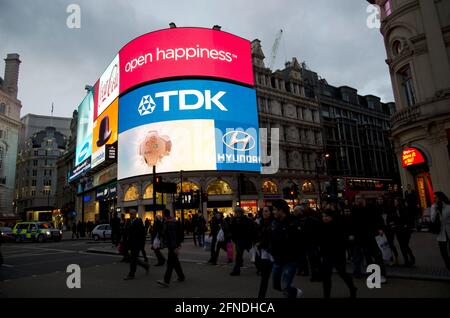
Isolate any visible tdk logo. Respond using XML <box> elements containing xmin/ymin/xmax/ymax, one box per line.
<box><xmin>138</xmin><ymin>95</ymin><xmax>156</xmax><ymax>116</ymax></box>
<box><xmin>138</xmin><ymin>90</ymin><xmax>228</xmax><ymax>116</ymax></box>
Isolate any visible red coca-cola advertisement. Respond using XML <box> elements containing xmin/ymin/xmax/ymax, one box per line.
<box><xmin>118</xmin><ymin>27</ymin><xmax>254</xmax><ymax>94</ymax></box>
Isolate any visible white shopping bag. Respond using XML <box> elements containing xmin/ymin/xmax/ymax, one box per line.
<box><xmin>152</xmin><ymin>236</ymin><xmax>161</xmax><ymax>249</ymax></box>
<box><xmin>204</xmin><ymin>235</ymin><xmax>212</xmax><ymax>251</ymax></box>
<box><xmin>375</xmin><ymin>234</ymin><xmax>393</xmax><ymax>262</ymax></box>
<box><xmin>217</xmin><ymin>229</ymin><xmax>225</xmax><ymax>242</ymax></box>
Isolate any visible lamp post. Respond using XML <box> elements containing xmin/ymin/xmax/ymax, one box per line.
<box><xmin>80</xmin><ymin>177</ymin><xmax>86</xmax><ymax>224</ymax></box>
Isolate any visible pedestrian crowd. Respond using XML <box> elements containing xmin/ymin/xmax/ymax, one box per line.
<box><xmin>100</xmin><ymin>190</ymin><xmax>449</xmax><ymax>298</ymax></box>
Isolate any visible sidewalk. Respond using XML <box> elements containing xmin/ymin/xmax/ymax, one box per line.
<box><xmin>86</xmin><ymin>232</ymin><xmax>450</xmax><ymax>282</ymax></box>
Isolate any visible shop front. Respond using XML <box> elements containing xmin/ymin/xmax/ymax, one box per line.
<box><xmin>402</xmin><ymin>147</ymin><xmax>434</xmax><ymax>211</ymax></box>
<box><xmin>95</xmin><ymin>183</ymin><xmax>117</xmax><ymax>223</ymax></box>
<box><xmin>239</xmin><ymin>200</ymin><xmax>258</xmax><ymax>216</ymax></box>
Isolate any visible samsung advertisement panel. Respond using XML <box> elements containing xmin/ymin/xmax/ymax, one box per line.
<box><xmin>75</xmin><ymin>90</ymin><xmax>94</xmax><ymax>166</ymax></box>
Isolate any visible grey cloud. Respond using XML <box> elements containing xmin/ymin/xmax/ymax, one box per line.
<box><xmin>0</xmin><ymin>0</ymin><xmax>393</xmax><ymax>118</ymax></box>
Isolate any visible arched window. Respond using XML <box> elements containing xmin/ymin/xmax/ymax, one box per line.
<box><xmin>143</xmin><ymin>184</ymin><xmax>163</xmax><ymax>201</ymax></box>
<box><xmin>392</xmin><ymin>40</ymin><xmax>403</xmax><ymax>57</ymax></box>
<box><xmin>177</xmin><ymin>181</ymin><xmax>200</xmax><ymax>194</ymax></box>
<box><xmin>302</xmin><ymin>180</ymin><xmax>315</xmax><ymax>193</ymax></box>
<box><xmin>124</xmin><ymin>185</ymin><xmax>139</xmax><ymax>201</ymax></box>
<box><xmin>262</xmin><ymin>180</ymin><xmax>279</xmax><ymax>194</ymax></box>
<box><xmin>207</xmin><ymin>180</ymin><xmax>232</xmax><ymax>195</ymax></box>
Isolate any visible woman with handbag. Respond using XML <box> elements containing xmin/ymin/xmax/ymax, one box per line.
<box><xmin>431</xmin><ymin>192</ymin><xmax>450</xmax><ymax>270</ymax></box>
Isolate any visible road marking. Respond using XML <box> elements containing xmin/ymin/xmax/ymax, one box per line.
<box><xmin>1</xmin><ymin>264</ymin><xmax>13</xmax><ymax>268</ymax></box>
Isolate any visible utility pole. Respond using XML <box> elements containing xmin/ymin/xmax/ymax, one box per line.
<box><xmin>152</xmin><ymin>165</ymin><xmax>156</xmax><ymax>219</ymax></box>
<box><xmin>180</xmin><ymin>170</ymin><xmax>184</xmax><ymax>224</ymax></box>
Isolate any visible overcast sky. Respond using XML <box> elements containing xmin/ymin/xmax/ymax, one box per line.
<box><xmin>0</xmin><ymin>0</ymin><xmax>392</xmax><ymax>118</ymax></box>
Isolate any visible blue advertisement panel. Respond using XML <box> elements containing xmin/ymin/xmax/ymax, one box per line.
<box><xmin>75</xmin><ymin>91</ymin><xmax>94</xmax><ymax>166</ymax></box>
<box><xmin>118</xmin><ymin>79</ymin><xmax>260</xmax><ymax>179</ymax></box>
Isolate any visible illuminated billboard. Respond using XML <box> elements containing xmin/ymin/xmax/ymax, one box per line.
<box><xmin>118</xmin><ymin>79</ymin><xmax>260</xmax><ymax>180</ymax></box>
<box><xmin>119</xmin><ymin>27</ymin><xmax>254</xmax><ymax>94</ymax></box>
<box><xmin>402</xmin><ymin>148</ymin><xmax>425</xmax><ymax>167</ymax></box>
<box><xmin>91</xmin><ymin>98</ymin><xmax>118</xmax><ymax>168</ymax></box>
<box><xmin>94</xmin><ymin>54</ymin><xmax>120</xmax><ymax>120</ymax></box>
<box><xmin>75</xmin><ymin>90</ymin><xmax>94</xmax><ymax>166</ymax></box>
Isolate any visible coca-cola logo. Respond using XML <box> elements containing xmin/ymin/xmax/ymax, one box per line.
<box><xmin>99</xmin><ymin>63</ymin><xmax>119</xmax><ymax>105</ymax></box>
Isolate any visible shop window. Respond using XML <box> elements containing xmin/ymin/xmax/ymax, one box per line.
<box><xmin>262</xmin><ymin>180</ymin><xmax>279</xmax><ymax>194</ymax></box>
<box><xmin>302</xmin><ymin>180</ymin><xmax>315</xmax><ymax>193</ymax></box>
<box><xmin>142</xmin><ymin>184</ymin><xmax>164</xmax><ymax>202</ymax></box>
<box><xmin>177</xmin><ymin>181</ymin><xmax>200</xmax><ymax>194</ymax></box>
<box><xmin>206</xmin><ymin>180</ymin><xmax>232</xmax><ymax>195</ymax></box>
<box><xmin>124</xmin><ymin>185</ymin><xmax>139</xmax><ymax>201</ymax></box>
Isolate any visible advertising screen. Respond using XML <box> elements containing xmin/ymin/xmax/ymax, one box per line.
<box><xmin>91</xmin><ymin>98</ymin><xmax>118</xmax><ymax>168</ymax></box>
<box><xmin>93</xmin><ymin>54</ymin><xmax>120</xmax><ymax>120</ymax></box>
<box><xmin>75</xmin><ymin>90</ymin><xmax>94</xmax><ymax>166</ymax></box>
<box><xmin>118</xmin><ymin>79</ymin><xmax>260</xmax><ymax>180</ymax></box>
<box><xmin>119</xmin><ymin>28</ymin><xmax>254</xmax><ymax>94</ymax></box>
<box><xmin>402</xmin><ymin>147</ymin><xmax>425</xmax><ymax>167</ymax></box>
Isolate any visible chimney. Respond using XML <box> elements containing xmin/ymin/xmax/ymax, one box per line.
<box><xmin>4</xmin><ymin>53</ymin><xmax>21</xmax><ymax>99</ymax></box>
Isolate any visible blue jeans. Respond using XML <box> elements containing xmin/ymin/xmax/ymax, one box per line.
<box><xmin>272</xmin><ymin>262</ymin><xmax>298</xmax><ymax>298</ymax></box>
<box><xmin>196</xmin><ymin>233</ymin><xmax>205</xmax><ymax>247</ymax></box>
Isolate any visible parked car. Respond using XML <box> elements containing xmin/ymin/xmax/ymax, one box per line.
<box><xmin>0</xmin><ymin>227</ymin><xmax>14</xmax><ymax>242</ymax></box>
<box><xmin>12</xmin><ymin>222</ymin><xmax>62</xmax><ymax>243</ymax></box>
<box><xmin>92</xmin><ymin>224</ymin><xmax>112</xmax><ymax>241</ymax></box>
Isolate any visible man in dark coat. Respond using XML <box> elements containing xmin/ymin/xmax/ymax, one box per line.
<box><xmin>229</xmin><ymin>207</ymin><xmax>254</xmax><ymax>276</ymax></box>
<box><xmin>268</xmin><ymin>199</ymin><xmax>303</xmax><ymax>298</ymax></box>
<box><xmin>349</xmin><ymin>195</ymin><xmax>387</xmax><ymax>282</ymax></box>
<box><xmin>124</xmin><ymin>213</ymin><xmax>149</xmax><ymax>280</ymax></box>
<box><xmin>157</xmin><ymin>209</ymin><xmax>185</xmax><ymax>287</ymax></box>
<box><xmin>320</xmin><ymin>208</ymin><xmax>357</xmax><ymax>298</ymax></box>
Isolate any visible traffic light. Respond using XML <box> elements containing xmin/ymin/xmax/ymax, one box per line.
<box><xmin>154</xmin><ymin>175</ymin><xmax>162</xmax><ymax>192</ymax></box>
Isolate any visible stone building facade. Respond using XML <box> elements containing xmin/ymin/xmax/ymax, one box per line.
<box><xmin>0</xmin><ymin>53</ymin><xmax>22</xmax><ymax>221</ymax></box>
<box><xmin>368</xmin><ymin>0</ymin><xmax>450</xmax><ymax>209</ymax></box>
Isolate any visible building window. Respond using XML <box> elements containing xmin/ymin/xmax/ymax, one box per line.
<box><xmin>0</xmin><ymin>103</ymin><xmax>6</xmax><ymax>114</ymax></box>
<box><xmin>384</xmin><ymin>0</ymin><xmax>392</xmax><ymax>17</ymax></box>
<box><xmin>34</xmin><ymin>150</ymin><xmax>38</xmax><ymax>156</ymax></box>
<box><xmin>142</xmin><ymin>184</ymin><xmax>163</xmax><ymax>201</ymax></box>
<box><xmin>31</xmin><ymin>190</ymin><xmax>36</xmax><ymax>197</ymax></box>
<box><xmin>262</xmin><ymin>180</ymin><xmax>279</xmax><ymax>194</ymax></box>
<box><xmin>32</xmin><ymin>179</ymin><xmax>36</xmax><ymax>186</ymax></box>
<box><xmin>124</xmin><ymin>185</ymin><xmax>139</xmax><ymax>201</ymax></box>
<box><xmin>392</xmin><ymin>40</ymin><xmax>403</xmax><ymax>57</ymax></box>
<box><xmin>399</xmin><ymin>67</ymin><xmax>416</xmax><ymax>107</ymax></box>
<box><xmin>32</xmin><ymin>170</ymin><xmax>37</xmax><ymax>177</ymax></box>
<box><xmin>177</xmin><ymin>181</ymin><xmax>200</xmax><ymax>194</ymax></box>
<box><xmin>33</xmin><ymin>160</ymin><xmax>38</xmax><ymax>166</ymax></box>
<box><xmin>206</xmin><ymin>180</ymin><xmax>233</xmax><ymax>195</ymax></box>
<box><xmin>302</xmin><ymin>180</ymin><xmax>315</xmax><ymax>193</ymax></box>
<box><xmin>43</xmin><ymin>189</ymin><xmax>51</xmax><ymax>196</ymax></box>
<box><xmin>0</xmin><ymin>145</ymin><xmax>4</xmax><ymax>169</ymax></box>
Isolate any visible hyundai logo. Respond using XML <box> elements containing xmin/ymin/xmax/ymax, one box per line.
<box><xmin>222</xmin><ymin>131</ymin><xmax>256</xmax><ymax>151</ymax></box>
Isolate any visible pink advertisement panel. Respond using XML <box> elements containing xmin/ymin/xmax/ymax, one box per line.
<box><xmin>119</xmin><ymin>27</ymin><xmax>254</xmax><ymax>93</ymax></box>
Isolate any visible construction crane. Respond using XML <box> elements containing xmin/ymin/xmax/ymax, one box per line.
<box><xmin>268</xmin><ymin>29</ymin><xmax>283</xmax><ymax>70</ymax></box>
